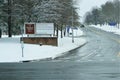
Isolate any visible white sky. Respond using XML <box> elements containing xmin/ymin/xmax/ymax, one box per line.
<box><xmin>77</xmin><ymin>0</ymin><xmax>113</xmax><ymax>22</ymax></box>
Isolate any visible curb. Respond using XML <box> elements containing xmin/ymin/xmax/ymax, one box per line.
<box><xmin>21</xmin><ymin>42</ymin><xmax>87</xmax><ymax>63</ymax></box>
<box><xmin>53</xmin><ymin>42</ymin><xmax>87</xmax><ymax>60</ymax></box>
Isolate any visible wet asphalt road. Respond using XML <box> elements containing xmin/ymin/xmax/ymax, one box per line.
<box><xmin>0</xmin><ymin>26</ymin><xmax>120</xmax><ymax>80</ymax></box>
<box><xmin>0</xmin><ymin>61</ymin><xmax>120</xmax><ymax>80</ymax></box>
<box><xmin>56</xmin><ymin>27</ymin><xmax>120</xmax><ymax>62</ymax></box>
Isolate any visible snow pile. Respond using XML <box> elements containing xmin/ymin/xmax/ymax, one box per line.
<box><xmin>69</xmin><ymin>28</ymin><xmax>84</xmax><ymax>36</ymax></box>
<box><xmin>91</xmin><ymin>25</ymin><xmax>120</xmax><ymax>35</ymax></box>
<box><xmin>0</xmin><ymin>28</ymin><xmax>86</xmax><ymax>63</ymax></box>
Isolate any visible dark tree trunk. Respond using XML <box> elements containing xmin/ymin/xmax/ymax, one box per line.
<box><xmin>61</xmin><ymin>25</ymin><xmax>63</xmax><ymax>38</ymax></box>
<box><xmin>8</xmin><ymin>15</ymin><xmax>12</xmax><ymax>37</ymax></box>
<box><xmin>8</xmin><ymin>0</ymin><xmax>12</xmax><ymax>37</ymax></box>
<box><xmin>0</xmin><ymin>29</ymin><xmax>2</xmax><ymax>38</ymax></box>
<box><xmin>56</xmin><ymin>25</ymin><xmax>58</xmax><ymax>38</ymax></box>
<box><xmin>54</xmin><ymin>23</ymin><xmax>57</xmax><ymax>36</ymax></box>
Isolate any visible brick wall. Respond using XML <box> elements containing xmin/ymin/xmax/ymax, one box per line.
<box><xmin>21</xmin><ymin>37</ymin><xmax>58</xmax><ymax>46</ymax></box>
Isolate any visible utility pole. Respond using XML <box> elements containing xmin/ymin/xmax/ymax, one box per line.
<box><xmin>118</xmin><ymin>0</ymin><xmax>120</xmax><ymax>29</ymax></box>
<box><xmin>8</xmin><ymin>0</ymin><xmax>12</xmax><ymax>37</ymax></box>
<box><xmin>72</xmin><ymin>8</ymin><xmax>74</xmax><ymax>43</ymax></box>
<box><xmin>21</xmin><ymin>7</ymin><xmax>24</xmax><ymax>57</ymax></box>
<box><xmin>72</xmin><ymin>2</ymin><xmax>74</xmax><ymax>43</ymax></box>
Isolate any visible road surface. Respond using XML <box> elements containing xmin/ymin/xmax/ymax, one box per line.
<box><xmin>0</xmin><ymin>26</ymin><xmax>120</xmax><ymax>80</ymax></box>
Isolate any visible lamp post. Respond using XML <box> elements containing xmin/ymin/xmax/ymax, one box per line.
<box><xmin>20</xmin><ymin>6</ymin><xmax>24</xmax><ymax>57</ymax></box>
<box><xmin>72</xmin><ymin>4</ymin><xmax>74</xmax><ymax>43</ymax></box>
<box><xmin>63</xmin><ymin>0</ymin><xmax>75</xmax><ymax>43</ymax></box>
<box><xmin>118</xmin><ymin>0</ymin><xmax>120</xmax><ymax>29</ymax></box>
<box><xmin>21</xmin><ymin>26</ymin><xmax>24</xmax><ymax>57</ymax></box>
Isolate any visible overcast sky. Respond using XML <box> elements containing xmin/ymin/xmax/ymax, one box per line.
<box><xmin>77</xmin><ymin>0</ymin><xmax>113</xmax><ymax>22</ymax></box>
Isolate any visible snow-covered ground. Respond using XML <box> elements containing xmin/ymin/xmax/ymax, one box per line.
<box><xmin>0</xmin><ymin>28</ymin><xmax>86</xmax><ymax>63</ymax></box>
<box><xmin>91</xmin><ymin>25</ymin><xmax>120</xmax><ymax>35</ymax></box>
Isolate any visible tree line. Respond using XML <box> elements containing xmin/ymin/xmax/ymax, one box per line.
<box><xmin>84</xmin><ymin>0</ymin><xmax>120</xmax><ymax>28</ymax></box>
<box><xmin>0</xmin><ymin>0</ymin><xmax>80</xmax><ymax>37</ymax></box>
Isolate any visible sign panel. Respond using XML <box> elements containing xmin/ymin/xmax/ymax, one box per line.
<box><xmin>25</xmin><ymin>23</ymin><xmax>35</xmax><ymax>34</ymax></box>
<box><xmin>35</xmin><ymin>23</ymin><xmax>54</xmax><ymax>35</ymax></box>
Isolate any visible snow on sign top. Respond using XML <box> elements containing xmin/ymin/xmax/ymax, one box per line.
<box><xmin>35</xmin><ymin>23</ymin><xmax>54</xmax><ymax>35</ymax></box>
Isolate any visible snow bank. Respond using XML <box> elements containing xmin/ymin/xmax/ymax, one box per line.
<box><xmin>91</xmin><ymin>24</ymin><xmax>120</xmax><ymax>35</ymax></box>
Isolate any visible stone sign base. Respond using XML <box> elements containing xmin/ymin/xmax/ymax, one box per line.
<box><xmin>21</xmin><ymin>37</ymin><xmax>58</xmax><ymax>46</ymax></box>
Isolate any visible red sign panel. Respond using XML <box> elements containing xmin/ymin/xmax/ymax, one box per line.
<box><xmin>25</xmin><ymin>24</ymin><xmax>35</xmax><ymax>34</ymax></box>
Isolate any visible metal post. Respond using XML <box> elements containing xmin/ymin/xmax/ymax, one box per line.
<box><xmin>21</xmin><ymin>6</ymin><xmax>24</xmax><ymax>57</ymax></box>
<box><xmin>21</xmin><ymin>41</ymin><xmax>24</xmax><ymax>57</ymax></box>
<box><xmin>72</xmin><ymin>2</ymin><xmax>74</xmax><ymax>43</ymax></box>
<box><xmin>118</xmin><ymin>1</ymin><xmax>120</xmax><ymax>29</ymax></box>
<box><xmin>21</xmin><ymin>26</ymin><xmax>24</xmax><ymax>57</ymax></box>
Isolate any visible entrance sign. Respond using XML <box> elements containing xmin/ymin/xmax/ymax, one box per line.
<box><xmin>24</xmin><ymin>23</ymin><xmax>54</xmax><ymax>35</ymax></box>
<box><xmin>23</xmin><ymin>23</ymin><xmax>57</xmax><ymax>46</ymax></box>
